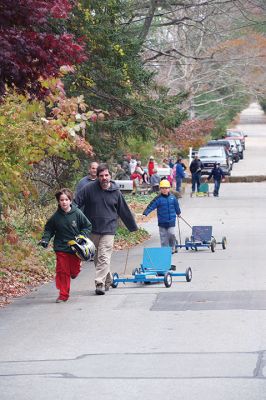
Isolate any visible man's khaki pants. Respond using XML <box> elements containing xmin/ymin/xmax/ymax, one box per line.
<box><xmin>90</xmin><ymin>234</ymin><xmax>114</xmax><ymax>286</ymax></box>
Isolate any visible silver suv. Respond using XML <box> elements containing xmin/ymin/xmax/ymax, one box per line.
<box><xmin>198</xmin><ymin>146</ymin><xmax>231</xmax><ymax>176</ymax></box>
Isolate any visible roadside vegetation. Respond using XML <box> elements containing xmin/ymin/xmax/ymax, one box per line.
<box><xmin>0</xmin><ymin>194</ymin><xmax>152</xmax><ymax>307</ymax></box>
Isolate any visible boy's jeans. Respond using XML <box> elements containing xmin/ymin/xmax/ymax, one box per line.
<box><xmin>214</xmin><ymin>179</ymin><xmax>221</xmax><ymax>196</ymax></box>
<box><xmin>159</xmin><ymin>226</ymin><xmax>177</xmax><ymax>249</ymax></box>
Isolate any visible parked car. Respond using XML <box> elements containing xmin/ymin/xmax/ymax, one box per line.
<box><xmin>114</xmin><ymin>180</ymin><xmax>133</xmax><ymax>193</ymax></box>
<box><xmin>226</xmin><ymin>129</ymin><xmax>247</xmax><ymax>149</ymax></box>
<box><xmin>225</xmin><ymin>138</ymin><xmax>241</xmax><ymax>162</ymax></box>
<box><xmin>225</xmin><ymin>137</ymin><xmax>244</xmax><ymax>160</ymax></box>
<box><xmin>231</xmin><ymin>138</ymin><xmax>243</xmax><ymax>159</ymax></box>
<box><xmin>206</xmin><ymin>140</ymin><xmax>233</xmax><ymax>170</ymax></box>
<box><xmin>156</xmin><ymin>166</ymin><xmax>171</xmax><ymax>178</ymax></box>
<box><xmin>197</xmin><ymin>146</ymin><xmax>231</xmax><ymax>176</ymax></box>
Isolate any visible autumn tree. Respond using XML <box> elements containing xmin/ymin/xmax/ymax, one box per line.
<box><xmin>61</xmin><ymin>1</ymin><xmax>186</xmax><ymax>160</ymax></box>
<box><xmin>0</xmin><ymin>0</ymin><xmax>86</xmax><ymax>98</ymax></box>
<box><xmin>170</xmin><ymin>119</ymin><xmax>215</xmax><ymax>152</ymax></box>
<box><xmin>137</xmin><ymin>0</ymin><xmax>266</xmax><ymax>128</ymax></box>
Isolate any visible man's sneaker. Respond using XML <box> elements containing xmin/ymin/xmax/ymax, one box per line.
<box><xmin>105</xmin><ymin>272</ymin><xmax>113</xmax><ymax>291</ymax></box>
<box><xmin>95</xmin><ymin>284</ymin><xmax>105</xmax><ymax>295</ymax></box>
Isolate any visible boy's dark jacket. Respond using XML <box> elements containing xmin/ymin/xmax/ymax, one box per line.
<box><xmin>75</xmin><ymin>180</ymin><xmax>138</xmax><ymax>234</ymax></box>
<box><xmin>208</xmin><ymin>166</ymin><xmax>225</xmax><ymax>181</ymax></box>
<box><xmin>42</xmin><ymin>204</ymin><xmax>92</xmax><ymax>253</ymax></box>
<box><xmin>143</xmin><ymin>193</ymin><xmax>181</xmax><ymax>228</ymax></box>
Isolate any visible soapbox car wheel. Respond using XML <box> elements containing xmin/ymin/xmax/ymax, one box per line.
<box><xmin>164</xmin><ymin>272</ymin><xmax>172</xmax><ymax>288</ymax></box>
<box><xmin>111</xmin><ymin>272</ymin><xmax>119</xmax><ymax>288</ymax></box>
<box><xmin>222</xmin><ymin>237</ymin><xmax>227</xmax><ymax>250</ymax></box>
<box><xmin>186</xmin><ymin>267</ymin><xmax>192</xmax><ymax>282</ymax></box>
<box><xmin>210</xmin><ymin>239</ymin><xmax>216</xmax><ymax>252</ymax></box>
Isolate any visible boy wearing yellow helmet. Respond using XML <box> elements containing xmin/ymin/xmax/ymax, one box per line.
<box><xmin>143</xmin><ymin>179</ymin><xmax>181</xmax><ymax>253</ymax></box>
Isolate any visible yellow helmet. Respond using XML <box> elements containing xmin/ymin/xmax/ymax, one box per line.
<box><xmin>159</xmin><ymin>179</ymin><xmax>170</xmax><ymax>188</ymax></box>
<box><xmin>68</xmin><ymin>235</ymin><xmax>95</xmax><ymax>261</ymax></box>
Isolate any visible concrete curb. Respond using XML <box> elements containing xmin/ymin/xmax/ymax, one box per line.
<box><xmin>184</xmin><ymin>176</ymin><xmax>266</xmax><ymax>183</ymax></box>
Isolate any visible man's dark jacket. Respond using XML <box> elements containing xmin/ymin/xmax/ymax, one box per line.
<box><xmin>75</xmin><ymin>176</ymin><xmax>95</xmax><ymax>195</ymax></box>
<box><xmin>75</xmin><ymin>180</ymin><xmax>138</xmax><ymax>235</ymax></box>
<box><xmin>189</xmin><ymin>159</ymin><xmax>204</xmax><ymax>174</ymax></box>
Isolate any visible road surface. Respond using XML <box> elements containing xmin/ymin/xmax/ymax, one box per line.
<box><xmin>1</xmin><ymin>103</ymin><xmax>266</xmax><ymax>400</ymax></box>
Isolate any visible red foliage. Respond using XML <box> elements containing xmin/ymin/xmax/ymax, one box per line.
<box><xmin>75</xmin><ymin>136</ymin><xmax>94</xmax><ymax>156</ymax></box>
<box><xmin>6</xmin><ymin>233</ymin><xmax>19</xmax><ymax>245</ymax></box>
<box><xmin>0</xmin><ymin>0</ymin><xmax>86</xmax><ymax>98</ymax></box>
<box><xmin>171</xmin><ymin>119</ymin><xmax>214</xmax><ymax>150</ymax></box>
<box><xmin>0</xmin><ymin>1</ymin><xmax>72</xmax><ymax>26</ymax></box>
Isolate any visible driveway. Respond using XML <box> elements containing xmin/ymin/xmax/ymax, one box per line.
<box><xmin>1</xmin><ymin>103</ymin><xmax>266</xmax><ymax>400</ymax></box>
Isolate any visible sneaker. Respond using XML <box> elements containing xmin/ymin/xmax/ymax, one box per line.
<box><xmin>105</xmin><ymin>272</ymin><xmax>113</xmax><ymax>291</ymax></box>
<box><xmin>95</xmin><ymin>284</ymin><xmax>105</xmax><ymax>295</ymax></box>
<box><xmin>55</xmin><ymin>297</ymin><xmax>68</xmax><ymax>303</ymax></box>
<box><xmin>71</xmin><ymin>275</ymin><xmax>77</xmax><ymax>279</ymax></box>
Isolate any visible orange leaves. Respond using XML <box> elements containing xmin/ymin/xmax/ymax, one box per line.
<box><xmin>214</xmin><ymin>33</ymin><xmax>266</xmax><ymax>61</ymax></box>
<box><xmin>75</xmin><ymin>136</ymin><xmax>93</xmax><ymax>156</ymax></box>
<box><xmin>171</xmin><ymin>119</ymin><xmax>214</xmax><ymax>151</ymax></box>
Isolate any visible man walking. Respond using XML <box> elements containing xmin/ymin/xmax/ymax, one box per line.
<box><xmin>189</xmin><ymin>154</ymin><xmax>204</xmax><ymax>193</ymax></box>
<box><xmin>75</xmin><ymin>163</ymin><xmax>138</xmax><ymax>295</ymax></box>
<box><xmin>75</xmin><ymin>161</ymin><xmax>99</xmax><ymax>194</ymax></box>
<box><xmin>175</xmin><ymin>158</ymin><xmax>186</xmax><ymax>194</ymax></box>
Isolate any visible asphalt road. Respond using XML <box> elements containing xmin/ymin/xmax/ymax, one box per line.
<box><xmin>1</xmin><ymin>103</ymin><xmax>266</xmax><ymax>399</ymax></box>
<box><xmin>230</xmin><ymin>102</ymin><xmax>266</xmax><ymax>177</ymax></box>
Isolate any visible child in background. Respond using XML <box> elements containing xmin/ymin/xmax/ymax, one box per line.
<box><xmin>143</xmin><ymin>179</ymin><xmax>181</xmax><ymax>253</ymax></box>
<box><xmin>39</xmin><ymin>188</ymin><xmax>92</xmax><ymax>303</ymax></box>
<box><xmin>207</xmin><ymin>162</ymin><xmax>225</xmax><ymax>197</ymax></box>
<box><xmin>150</xmin><ymin>168</ymin><xmax>161</xmax><ymax>192</ymax></box>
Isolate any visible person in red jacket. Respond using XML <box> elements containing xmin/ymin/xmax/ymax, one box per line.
<box><xmin>148</xmin><ymin>156</ymin><xmax>155</xmax><ymax>176</ymax></box>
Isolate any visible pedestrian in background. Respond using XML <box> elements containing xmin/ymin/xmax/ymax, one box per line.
<box><xmin>168</xmin><ymin>157</ymin><xmax>175</xmax><ymax>169</ymax></box>
<box><xmin>135</xmin><ymin>160</ymin><xmax>144</xmax><ymax>177</ymax></box>
<box><xmin>177</xmin><ymin>157</ymin><xmax>187</xmax><ymax>172</ymax></box>
<box><xmin>121</xmin><ymin>154</ymin><xmax>131</xmax><ymax>177</ymax></box>
<box><xmin>207</xmin><ymin>162</ymin><xmax>225</xmax><ymax>197</ymax></box>
<box><xmin>40</xmin><ymin>188</ymin><xmax>92</xmax><ymax>303</ymax></box>
<box><xmin>148</xmin><ymin>156</ymin><xmax>155</xmax><ymax>176</ymax></box>
<box><xmin>189</xmin><ymin>154</ymin><xmax>204</xmax><ymax>193</ymax></box>
<box><xmin>143</xmin><ymin>179</ymin><xmax>181</xmax><ymax>254</ymax></box>
<box><xmin>129</xmin><ymin>156</ymin><xmax>137</xmax><ymax>174</ymax></box>
<box><xmin>76</xmin><ymin>161</ymin><xmax>99</xmax><ymax>194</ymax></box>
<box><xmin>115</xmin><ymin>164</ymin><xmax>130</xmax><ymax>180</ymax></box>
<box><xmin>150</xmin><ymin>168</ymin><xmax>161</xmax><ymax>192</ymax></box>
<box><xmin>75</xmin><ymin>164</ymin><xmax>138</xmax><ymax>295</ymax></box>
<box><xmin>175</xmin><ymin>158</ymin><xmax>186</xmax><ymax>194</ymax></box>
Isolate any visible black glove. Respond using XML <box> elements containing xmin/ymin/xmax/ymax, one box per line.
<box><xmin>39</xmin><ymin>240</ymin><xmax>48</xmax><ymax>248</ymax></box>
